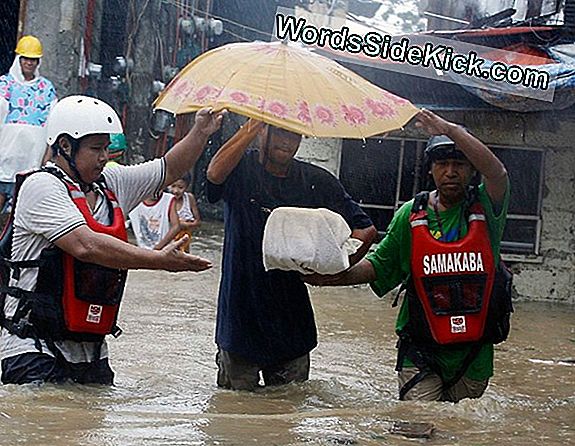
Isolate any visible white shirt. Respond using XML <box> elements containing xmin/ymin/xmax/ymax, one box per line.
<box><xmin>0</xmin><ymin>159</ymin><xmax>165</xmax><ymax>363</ymax></box>
<box><xmin>176</xmin><ymin>193</ymin><xmax>195</xmax><ymax>222</ymax></box>
<box><xmin>129</xmin><ymin>192</ymin><xmax>174</xmax><ymax>249</ymax></box>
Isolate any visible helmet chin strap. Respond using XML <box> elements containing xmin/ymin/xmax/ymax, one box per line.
<box><xmin>58</xmin><ymin>139</ymin><xmax>93</xmax><ymax>193</ymax></box>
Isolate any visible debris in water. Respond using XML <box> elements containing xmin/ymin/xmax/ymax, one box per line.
<box><xmin>390</xmin><ymin>421</ymin><xmax>435</xmax><ymax>439</ymax></box>
<box><xmin>327</xmin><ymin>436</ymin><xmax>357</xmax><ymax>445</ymax></box>
<box><xmin>528</xmin><ymin>358</ymin><xmax>575</xmax><ymax>366</ymax></box>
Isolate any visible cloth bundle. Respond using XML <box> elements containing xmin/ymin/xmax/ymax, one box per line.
<box><xmin>262</xmin><ymin>207</ymin><xmax>362</xmax><ymax>275</ymax></box>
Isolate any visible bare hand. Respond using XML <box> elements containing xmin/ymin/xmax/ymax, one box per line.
<box><xmin>160</xmin><ymin>235</ymin><xmax>212</xmax><ymax>272</ymax></box>
<box><xmin>194</xmin><ymin>107</ymin><xmax>227</xmax><ymax>137</ymax></box>
<box><xmin>415</xmin><ymin>109</ymin><xmax>456</xmax><ymax>136</ymax></box>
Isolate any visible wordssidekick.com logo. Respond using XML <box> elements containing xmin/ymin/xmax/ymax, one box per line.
<box><xmin>273</xmin><ymin>10</ymin><xmax>553</xmax><ymax>101</ymax></box>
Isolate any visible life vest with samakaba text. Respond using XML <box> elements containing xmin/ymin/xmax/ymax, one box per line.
<box><xmin>409</xmin><ymin>198</ymin><xmax>496</xmax><ymax>345</ymax></box>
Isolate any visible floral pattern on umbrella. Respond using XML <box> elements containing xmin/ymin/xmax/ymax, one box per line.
<box><xmin>153</xmin><ymin>41</ymin><xmax>419</xmax><ymax>138</ymax></box>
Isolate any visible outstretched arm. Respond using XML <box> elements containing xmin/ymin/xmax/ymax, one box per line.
<box><xmin>304</xmin><ymin>258</ymin><xmax>377</xmax><ymax>286</ymax></box>
<box><xmin>56</xmin><ymin>225</ymin><xmax>211</xmax><ymax>272</ymax></box>
<box><xmin>416</xmin><ymin>109</ymin><xmax>508</xmax><ymax>204</ymax></box>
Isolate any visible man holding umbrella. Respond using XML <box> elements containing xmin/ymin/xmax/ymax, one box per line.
<box><xmin>206</xmin><ymin>120</ymin><xmax>377</xmax><ymax>391</ymax></box>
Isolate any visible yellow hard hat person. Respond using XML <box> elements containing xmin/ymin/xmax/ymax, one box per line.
<box><xmin>0</xmin><ymin>34</ymin><xmax>54</xmax><ymax>214</ymax></box>
<box><xmin>15</xmin><ymin>35</ymin><xmax>43</xmax><ymax>58</ymax></box>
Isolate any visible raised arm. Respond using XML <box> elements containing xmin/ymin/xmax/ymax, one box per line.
<box><xmin>416</xmin><ymin>109</ymin><xmax>508</xmax><ymax>204</ymax></box>
<box><xmin>163</xmin><ymin>108</ymin><xmax>225</xmax><ymax>188</ymax></box>
<box><xmin>206</xmin><ymin>118</ymin><xmax>265</xmax><ymax>184</ymax></box>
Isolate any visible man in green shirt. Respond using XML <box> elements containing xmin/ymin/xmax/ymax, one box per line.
<box><xmin>306</xmin><ymin>109</ymin><xmax>509</xmax><ymax>402</ymax></box>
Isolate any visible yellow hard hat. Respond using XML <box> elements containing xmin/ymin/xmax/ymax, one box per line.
<box><xmin>15</xmin><ymin>35</ymin><xmax>43</xmax><ymax>58</ymax></box>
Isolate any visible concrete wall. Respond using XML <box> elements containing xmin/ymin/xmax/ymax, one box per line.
<box><xmin>514</xmin><ymin>146</ymin><xmax>575</xmax><ymax>304</ymax></box>
<box><xmin>23</xmin><ymin>0</ymin><xmax>85</xmax><ymax>96</ymax></box>
<box><xmin>296</xmin><ymin>137</ymin><xmax>342</xmax><ymax>176</ymax></box>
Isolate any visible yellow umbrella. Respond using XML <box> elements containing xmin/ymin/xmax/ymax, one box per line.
<box><xmin>153</xmin><ymin>41</ymin><xmax>419</xmax><ymax>138</ymax></box>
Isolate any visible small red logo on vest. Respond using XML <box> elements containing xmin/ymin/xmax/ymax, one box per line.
<box><xmin>86</xmin><ymin>304</ymin><xmax>103</xmax><ymax>324</ymax></box>
<box><xmin>450</xmin><ymin>315</ymin><xmax>467</xmax><ymax>333</ymax></box>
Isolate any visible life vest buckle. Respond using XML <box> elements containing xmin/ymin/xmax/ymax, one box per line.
<box><xmin>111</xmin><ymin>325</ymin><xmax>123</xmax><ymax>338</ymax></box>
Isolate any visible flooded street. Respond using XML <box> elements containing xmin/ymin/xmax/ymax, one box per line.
<box><xmin>0</xmin><ymin>224</ymin><xmax>573</xmax><ymax>446</ymax></box>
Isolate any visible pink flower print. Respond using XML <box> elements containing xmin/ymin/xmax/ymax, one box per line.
<box><xmin>380</xmin><ymin>90</ymin><xmax>410</xmax><ymax>106</ymax></box>
<box><xmin>193</xmin><ymin>85</ymin><xmax>216</xmax><ymax>102</ymax></box>
<box><xmin>267</xmin><ymin>101</ymin><xmax>289</xmax><ymax>119</ymax></box>
<box><xmin>172</xmin><ymin>79</ymin><xmax>194</xmax><ymax>98</ymax></box>
<box><xmin>341</xmin><ymin>105</ymin><xmax>367</xmax><ymax>126</ymax></box>
<box><xmin>314</xmin><ymin>106</ymin><xmax>336</xmax><ymax>126</ymax></box>
<box><xmin>38</xmin><ymin>80</ymin><xmax>46</xmax><ymax>89</ymax></box>
<box><xmin>229</xmin><ymin>91</ymin><xmax>250</xmax><ymax>105</ymax></box>
<box><xmin>296</xmin><ymin>101</ymin><xmax>311</xmax><ymax>124</ymax></box>
<box><xmin>365</xmin><ymin>99</ymin><xmax>398</xmax><ymax>119</ymax></box>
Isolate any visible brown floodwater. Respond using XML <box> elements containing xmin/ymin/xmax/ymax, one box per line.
<box><xmin>1</xmin><ymin>223</ymin><xmax>573</xmax><ymax>445</ymax></box>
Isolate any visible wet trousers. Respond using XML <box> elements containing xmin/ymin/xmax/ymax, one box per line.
<box><xmin>1</xmin><ymin>352</ymin><xmax>114</xmax><ymax>385</ymax></box>
<box><xmin>398</xmin><ymin>367</ymin><xmax>489</xmax><ymax>402</ymax></box>
<box><xmin>216</xmin><ymin>348</ymin><xmax>310</xmax><ymax>391</ymax></box>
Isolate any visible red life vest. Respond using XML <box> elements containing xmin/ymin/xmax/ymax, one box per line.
<box><xmin>409</xmin><ymin>200</ymin><xmax>496</xmax><ymax>345</ymax></box>
<box><xmin>0</xmin><ymin>168</ymin><xmax>128</xmax><ymax>342</ymax></box>
<box><xmin>60</xmin><ymin>180</ymin><xmax>128</xmax><ymax>336</ymax></box>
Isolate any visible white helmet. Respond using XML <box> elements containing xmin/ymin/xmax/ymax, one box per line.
<box><xmin>46</xmin><ymin>95</ymin><xmax>123</xmax><ymax>146</ymax></box>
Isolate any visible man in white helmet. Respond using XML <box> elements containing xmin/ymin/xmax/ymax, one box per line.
<box><xmin>0</xmin><ymin>95</ymin><xmax>224</xmax><ymax>385</ymax></box>
<box><xmin>0</xmin><ymin>35</ymin><xmax>57</xmax><ymax>213</ymax></box>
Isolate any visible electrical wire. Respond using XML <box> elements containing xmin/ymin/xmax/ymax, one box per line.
<box><xmin>163</xmin><ymin>0</ymin><xmax>274</xmax><ymax>38</ymax></box>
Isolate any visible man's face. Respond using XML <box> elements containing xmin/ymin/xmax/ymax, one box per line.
<box><xmin>19</xmin><ymin>56</ymin><xmax>39</xmax><ymax>80</ymax></box>
<box><xmin>72</xmin><ymin>134</ymin><xmax>110</xmax><ymax>183</ymax></box>
<box><xmin>260</xmin><ymin>126</ymin><xmax>302</xmax><ymax>167</ymax></box>
<box><xmin>431</xmin><ymin>158</ymin><xmax>475</xmax><ymax>203</ymax></box>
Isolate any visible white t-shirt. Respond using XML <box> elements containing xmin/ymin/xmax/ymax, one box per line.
<box><xmin>176</xmin><ymin>193</ymin><xmax>195</xmax><ymax>222</ymax></box>
<box><xmin>0</xmin><ymin>159</ymin><xmax>165</xmax><ymax>363</ymax></box>
<box><xmin>129</xmin><ymin>192</ymin><xmax>174</xmax><ymax>249</ymax></box>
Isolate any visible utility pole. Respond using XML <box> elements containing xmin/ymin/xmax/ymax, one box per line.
<box><xmin>124</xmin><ymin>0</ymin><xmax>159</xmax><ymax>160</ymax></box>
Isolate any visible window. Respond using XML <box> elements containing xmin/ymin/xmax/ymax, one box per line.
<box><xmin>339</xmin><ymin>138</ymin><xmax>544</xmax><ymax>255</ymax></box>
<box><xmin>340</xmin><ymin>138</ymin><xmax>425</xmax><ymax>233</ymax></box>
<box><xmin>492</xmin><ymin>146</ymin><xmax>544</xmax><ymax>255</ymax></box>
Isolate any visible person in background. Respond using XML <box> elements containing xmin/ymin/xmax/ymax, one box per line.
<box><xmin>128</xmin><ymin>190</ymin><xmax>179</xmax><ymax>250</ymax></box>
<box><xmin>168</xmin><ymin>173</ymin><xmax>201</xmax><ymax>252</ymax></box>
<box><xmin>106</xmin><ymin>133</ymin><xmax>128</xmax><ymax>167</ymax></box>
<box><xmin>0</xmin><ymin>35</ymin><xmax>57</xmax><ymax>213</ymax></box>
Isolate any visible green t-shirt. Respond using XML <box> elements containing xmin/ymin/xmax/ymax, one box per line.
<box><xmin>366</xmin><ymin>182</ymin><xmax>510</xmax><ymax>382</ymax></box>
